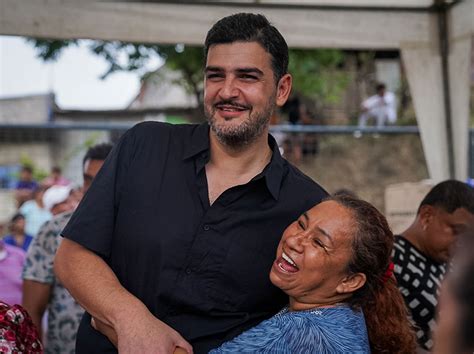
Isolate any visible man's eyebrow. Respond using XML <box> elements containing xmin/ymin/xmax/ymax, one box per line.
<box><xmin>204</xmin><ymin>66</ymin><xmax>264</xmax><ymax>76</ymax></box>
<box><xmin>235</xmin><ymin>68</ymin><xmax>264</xmax><ymax>76</ymax></box>
<box><xmin>205</xmin><ymin>66</ymin><xmax>223</xmax><ymax>73</ymax></box>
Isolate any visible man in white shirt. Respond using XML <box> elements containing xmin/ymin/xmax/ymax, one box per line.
<box><xmin>358</xmin><ymin>83</ymin><xmax>396</xmax><ymax>128</ymax></box>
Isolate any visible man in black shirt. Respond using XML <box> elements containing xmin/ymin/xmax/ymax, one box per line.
<box><xmin>393</xmin><ymin>180</ymin><xmax>474</xmax><ymax>351</ymax></box>
<box><xmin>55</xmin><ymin>13</ymin><xmax>327</xmax><ymax>354</ymax></box>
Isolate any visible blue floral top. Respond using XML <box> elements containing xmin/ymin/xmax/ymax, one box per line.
<box><xmin>209</xmin><ymin>305</ymin><xmax>370</xmax><ymax>353</ymax></box>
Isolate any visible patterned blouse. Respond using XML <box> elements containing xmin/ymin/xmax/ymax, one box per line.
<box><xmin>22</xmin><ymin>211</ymin><xmax>84</xmax><ymax>354</ymax></box>
<box><xmin>392</xmin><ymin>235</ymin><xmax>446</xmax><ymax>350</ymax></box>
<box><xmin>209</xmin><ymin>305</ymin><xmax>370</xmax><ymax>353</ymax></box>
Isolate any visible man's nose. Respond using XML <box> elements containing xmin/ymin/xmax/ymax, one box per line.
<box><xmin>219</xmin><ymin>78</ymin><xmax>239</xmax><ymax>99</ymax></box>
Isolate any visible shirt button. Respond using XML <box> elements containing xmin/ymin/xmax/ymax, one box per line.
<box><xmin>185</xmin><ymin>268</ymin><xmax>192</xmax><ymax>275</ymax></box>
<box><xmin>203</xmin><ymin>224</ymin><xmax>210</xmax><ymax>231</ymax></box>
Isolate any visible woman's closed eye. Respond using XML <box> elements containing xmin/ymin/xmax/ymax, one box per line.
<box><xmin>313</xmin><ymin>237</ymin><xmax>329</xmax><ymax>254</ymax></box>
<box><xmin>297</xmin><ymin>219</ymin><xmax>305</xmax><ymax>230</ymax></box>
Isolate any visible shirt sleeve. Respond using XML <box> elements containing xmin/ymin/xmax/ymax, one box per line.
<box><xmin>22</xmin><ymin>220</ymin><xmax>57</xmax><ymax>284</ymax></box>
<box><xmin>61</xmin><ymin>127</ymin><xmax>136</xmax><ymax>258</ymax></box>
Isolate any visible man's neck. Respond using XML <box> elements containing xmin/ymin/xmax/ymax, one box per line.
<box><xmin>205</xmin><ymin>130</ymin><xmax>273</xmax><ymax>205</ymax></box>
<box><xmin>401</xmin><ymin>223</ymin><xmax>427</xmax><ymax>256</ymax></box>
<box><xmin>208</xmin><ymin>130</ymin><xmax>272</xmax><ymax>175</ymax></box>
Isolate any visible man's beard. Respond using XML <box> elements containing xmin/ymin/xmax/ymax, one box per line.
<box><xmin>205</xmin><ymin>95</ymin><xmax>276</xmax><ymax>148</ymax></box>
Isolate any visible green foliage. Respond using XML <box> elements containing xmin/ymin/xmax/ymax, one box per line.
<box><xmin>26</xmin><ymin>38</ymin><xmax>79</xmax><ymax>61</ymax></box>
<box><xmin>27</xmin><ymin>38</ymin><xmax>348</xmax><ymax>106</ymax></box>
<box><xmin>289</xmin><ymin>49</ymin><xmax>349</xmax><ymax>104</ymax></box>
<box><xmin>19</xmin><ymin>154</ymin><xmax>49</xmax><ymax>181</ymax></box>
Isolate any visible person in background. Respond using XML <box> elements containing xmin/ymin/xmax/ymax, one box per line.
<box><xmin>19</xmin><ymin>186</ymin><xmax>52</xmax><ymax>237</ymax></box>
<box><xmin>358</xmin><ymin>83</ymin><xmax>396</xmax><ymax>129</ymax></box>
<box><xmin>0</xmin><ymin>239</ymin><xmax>26</xmax><ymax>306</ymax></box>
<box><xmin>0</xmin><ymin>300</ymin><xmax>43</xmax><ymax>353</ymax></box>
<box><xmin>3</xmin><ymin>213</ymin><xmax>34</xmax><ymax>251</ymax></box>
<box><xmin>433</xmin><ymin>230</ymin><xmax>474</xmax><ymax>354</ymax></box>
<box><xmin>392</xmin><ymin>180</ymin><xmax>474</xmax><ymax>351</ymax></box>
<box><xmin>41</xmin><ymin>166</ymin><xmax>71</xmax><ymax>188</ymax></box>
<box><xmin>54</xmin><ymin>13</ymin><xmax>327</xmax><ymax>354</ymax></box>
<box><xmin>14</xmin><ymin>165</ymin><xmax>38</xmax><ymax>207</ymax></box>
<box><xmin>41</xmin><ymin>185</ymin><xmax>74</xmax><ymax>216</ymax></box>
<box><xmin>22</xmin><ymin>143</ymin><xmax>113</xmax><ymax>354</ymax></box>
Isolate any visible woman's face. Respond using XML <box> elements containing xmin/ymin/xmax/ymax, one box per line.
<box><xmin>269</xmin><ymin>200</ymin><xmax>357</xmax><ymax>309</ymax></box>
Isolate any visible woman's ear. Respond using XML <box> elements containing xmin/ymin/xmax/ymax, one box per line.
<box><xmin>336</xmin><ymin>273</ymin><xmax>367</xmax><ymax>295</ymax></box>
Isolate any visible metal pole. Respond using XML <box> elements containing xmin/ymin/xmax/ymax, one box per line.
<box><xmin>436</xmin><ymin>0</ymin><xmax>455</xmax><ymax>178</ymax></box>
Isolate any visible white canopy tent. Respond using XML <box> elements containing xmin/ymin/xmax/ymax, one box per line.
<box><xmin>1</xmin><ymin>0</ymin><xmax>473</xmax><ymax>181</ymax></box>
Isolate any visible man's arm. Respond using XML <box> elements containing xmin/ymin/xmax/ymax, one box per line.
<box><xmin>22</xmin><ymin>280</ymin><xmax>51</xmax><ymax>338</ymax></box>
<box><xmin>54</xmin><ymin>238</ymin><xmax>193</xmax><ymax>353</ymax></box>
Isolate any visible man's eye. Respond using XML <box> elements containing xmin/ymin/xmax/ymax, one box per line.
<box><xmin>240</xmin><ymin>75</ymin><xmax>257</xmax><ymax>80</ymax></box>
<box><xmin>206</xmin><ymin>74</ymin><xmax>223</xmax><ymax>80</ymax></box>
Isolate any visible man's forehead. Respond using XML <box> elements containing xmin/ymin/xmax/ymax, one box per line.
<box><xmin>206</xmin><ymin>41</ymin><xmax>271</xmax><ymax>67</ymax></box>
<box><xmin>444</xmin><ymin>207</ymin><xmax>474</xmax><ymax>224</ymax></box>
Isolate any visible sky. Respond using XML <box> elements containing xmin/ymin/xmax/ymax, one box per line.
<box><xmin>0</xmin><ymin>36</ymin><xmax>162</xmax><ymax>110</ymax></box>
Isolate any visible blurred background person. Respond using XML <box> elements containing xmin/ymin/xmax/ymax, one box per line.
<box><xmin>3</xmin><ymin>213</ymin><xmax>34</xmax><ymax>252</ymax></box>
<box><xmin>19</xmin><ymin>186</ymin><xmax>52</xmax><ymax>238</ymax></box>
<box><xmin>14</xmin><ymin>165</ymin><xmax>39</xmax><ymax>208</ymax></box>
<box><xmin>0</xmin><ymin>238</ymin><xmax>26</xmax><ymax>306</ymax></box>
<box><xmin>0</xmin><ymin>300</ymin><xmax>43</xmax><ymax>353</ymax></box>
<box><xmin>358</xmin><ymin>83</ymin><xmax>396</xmax><ymax>129</ymax></box>
<box><xmin>41</xmin><ymin>166</ymin><xmax>71</xmax><ymax>188</ymax></box>
<box><xmin>392</xmin><ymin>180</ymin><xmax>474</xmax><ymax>351</ymax></box>
<box><xmin>433</xmin><ymin>230</ymin><xmax>474</xmax><ymax>354</ymax></box>
<box><xmin>41</xmin><ymin>185</ymin><xmax>74</xmax><ymax>216</ymax></box>
<box><xmin>22</xmin><ymin>143</ymin><xmax>113</xmax><ymax>354</ymax></box>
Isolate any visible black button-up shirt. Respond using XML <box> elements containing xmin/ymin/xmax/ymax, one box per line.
<box><xmin>62</xmin><ymin>122</ymin><xmax>327</xmax><ymax>353</ymax></box>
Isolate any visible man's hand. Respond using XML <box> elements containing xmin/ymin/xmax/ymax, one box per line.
<box><xmin>93</xmin><ymin>312</ymin><xmax>193</xmax><ymax>354</ymax></box>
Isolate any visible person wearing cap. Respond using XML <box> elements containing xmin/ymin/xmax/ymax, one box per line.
<box><xmin>22</xmin><ymin>143</ymin><xmax>113</xmax><ymax>354</ymax></box>
<box><xmin>42</xmin><ymin>185</ymin><xmax>73</xmax><ymax>216</ymax></box>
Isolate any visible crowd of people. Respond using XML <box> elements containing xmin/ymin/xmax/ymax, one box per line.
<box><xmin>0</xmin><ymin>143</ymin><xmax>113</xmax><ymax>353</ymax></box>
<box><xmin>1</xmin><ymin>12</ymin><xmax>473</xmax><ymax>354</ymax></box>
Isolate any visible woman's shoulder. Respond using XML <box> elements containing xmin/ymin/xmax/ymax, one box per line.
<box><xmin>277</xmin><ymin>306</ymin><xmax>370</xmax><ymax>353</ymax></box>
<box><xmin>210</xmin><ymin>306</ymin><xmax>370</xmax><ymax>353</ymax></box>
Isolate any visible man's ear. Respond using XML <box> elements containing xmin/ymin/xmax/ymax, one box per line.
<box><xmin>276</xmin><ymin>74</ymin><xmax>292</xmax><ymax>107</ymax></box>
<box><xmin>419</xmin><ymin>205</ymin><xmax>435</xmax><ymax>230</ymax></box>
<box><xmin>336</xmin><ymin>273</ymin><xmax>366</xmax><ymax>295</ymax></box>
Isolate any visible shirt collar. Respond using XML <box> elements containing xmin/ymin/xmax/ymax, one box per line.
<box><xmin>183</xmin><ymin>122</ymin><xmax>210</xmax><ymax>161</ymax></box>
<box><xmin>182</xmin><ymin>122</ymin><xmax>285</xmax><ymax>201</ymax></box>
<box><xmin>263</xmin><ymin>134</ymin><xmax>285</xmax><ymax>201</ymax></box>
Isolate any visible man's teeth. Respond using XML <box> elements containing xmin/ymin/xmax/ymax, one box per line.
<box><xmin>282</xmin><ymin>252</ymin><xmax>297</xmax><ymax>267</ymax></box>
<box><xmin>217</xmin><ymin>105</ymin><xmax>245</xmax><ymax>111</ymax></box>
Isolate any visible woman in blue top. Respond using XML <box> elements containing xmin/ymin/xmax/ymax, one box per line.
<box><xmin>3</xmin><ymin>213</ymin><xmax>33</xmax><ymax>252</ymax></box>
<box><xmin>209</xmin><ymin>195</ymin><xmax>417</xmax><ymax>353</ymax></box>
<box><xmin>94</xmin><ymin>196</ymin><xmax>417</xmax><ymax>353</ymax></box>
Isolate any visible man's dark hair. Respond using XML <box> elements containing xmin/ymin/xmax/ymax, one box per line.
<box><xmin>82</xmin><ymin>143</ymin><xmax>113</xmax><ymax>166</ymax></box>
<box><xmin>204</xmin><ymin>13</ymin><xmax>288</xmax><ymax>83</ymax></box>
<box><xmin>11</xmin><ymin>213</ymin><xmax>25</xmax><ymax>223</ymax></box>
<box><xmin>52</xmin><ymin>166</ymin><xmax>62</xmax><ymax>174</ymax></box>
<box><xmin>375</xmin><ymin>83</ymin><xmax>386</xmax><ymax>92</ymax></box>
<box><xmin>21</xmin><ymin>165</ymin><xmax>33</xmax><ymax>174</ymax></box>
<box><xmin>418</xmin><ymin>180</ymin><xmax>474</xmax><ymax>214</ymax></box>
